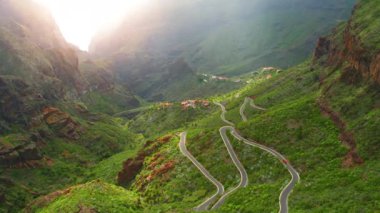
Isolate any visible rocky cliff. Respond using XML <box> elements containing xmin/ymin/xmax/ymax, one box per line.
<box><xmin>0</xmin><ymin>0</ymin><xmax>140</xmax><ymax>169</ymax></box>
<box><xmin>314</xmin><ymin>1</ymin><xmax>380</xmax><ymax>85</ymax></box>
<box><xmin>0</xmin><ymin>0</ymin><xmax>139</xmax><ymax>127</ymax></box>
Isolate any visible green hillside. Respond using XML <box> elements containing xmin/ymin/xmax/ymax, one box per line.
<box><xmin>1</xmin><ymin>0</ymin><xmax>380</xmax><ymax>212</ymax></box>
<box><xmin>105</xmin><ymin>62</ymin><xmax>378</xmax><ymax>212</ymax></box>
<box><xmin>31</xmin><ymin>0</ymin><xmax>380</xmax><ymax>210</ymax></box>
<box><xmin>26</xmin><ymin>180</ymin><xmax>142</xmax><ymax>213</ymax></box>
<box><xmin>0</xmin><ymin>1</ymin><xmax>141</xmax><ymax>211</ymax></box>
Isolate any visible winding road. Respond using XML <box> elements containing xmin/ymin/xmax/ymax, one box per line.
<box><xmin>178</xmin><ymin>132</ymin><xmax>225</xmax><ymax>211</ymax></box>
<box><xmin>179</xmin><ymin>98</ymin><xmax>299</xmax><ymax>212</ymax></box>
<box><xmin>249</xmin><ymin>98</ymin><xmax>267</xmax><ymax>111</ymax></box>
<box><xmin>240</xmin><ymin>97</ymin><xmax>267</xmax><ymax>122</ymax></box>
<box><xmin>210</xmin><ymin>126</ymin><xmax>249</xmax><ymax>210</ymax></box>
<box><xmin>240</xmin><ymin>98</ymin><xmax>250</xmax><ymax>122</ymax></box>
<box><xmin>213</xmin><ymin>102</ymin><xmax>235</xmax><ymax>126</ymax></box>
<box><xmin>230</xmin><ymin>129</ymin><xmax>300</xmax><ymax>213</ymax></box>
<box><xmin>215</xmin><ymin>100</ymin><xmax>300</xmax><ymax>213</ymax></box>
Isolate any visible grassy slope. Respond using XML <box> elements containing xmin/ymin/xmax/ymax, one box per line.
<box><xmin>0</xmin><ymin>111</ymin><xmax>143</xmax><ymax>213</ymax></box>
<box><xmin>221</xmin><ymin>62</ymin><xmax>379</xmax><ymax>212</ymax></box>
<box><xmin>29</xmin><ymin>180</ymin><xmax>142</xmax><ymax>213</ymax></box>
<box><xmin>28</xmin><ymin>62</ymin><xmax>379</xmax><ymax>212</ymax></box>
<box><xmin>132</xmin><ymin>136</ymin><xmax>215</xmax><ymax>212</ymax></box>
<box><xmin>59</xmin><ymin>57</ymin><xmax>378</xmax><ymax>212</ymax></box>
<box><xmin>128</xmin><ymin>104</ymin><xmax>221</xmax><ymax>138</ymax></box>
<box><xmin>352</xmin><ymin>0</ymin><xmax>380</xmax><ymax>53</ymax></box>
<box><xmin>20</xmin><ymin>0</ymin><xmax>380</xmax><ymax>212</ymax></box>
<box><xmin>92</xmin><ymin>57</ymin><xmax>379</xmax><ymax>212</ymax></box>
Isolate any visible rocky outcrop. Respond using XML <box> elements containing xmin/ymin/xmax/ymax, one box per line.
<box><xmin>313</xmin><ymin>37</ymin><xmax>331</xmax><ymax>61</ymax></box>
<box><xmin>0</xmin><ymin>0</ymin><xmax>140</xmax><ymax>129</ymax></box>
<box><xmin>42</xmin><ymin>107</ymin><xmax>83</xmax><ymax>140</ymax></box>
<box><xmin>313</xmin><ymin>7</ymin><xmax>380</xmax><ymax>85</ymax></box>
<box><xmin>117</xmin><ymin>153</ymin><xmax>146</xmax><ymax>186</ymax></box>
<box><xmin>0</xmin><ymin>135</ymin><xmax>43</xmax><ymax>168</ymax></box>
<box><xmin>145</xmin><ymin>161</ymin><xmax>175</xmax><ymax>182</ymax></box>
<box><xmin>117</xmin><ymin>135</ymin><xmax>173</xmax><ymax>186</ymax></box>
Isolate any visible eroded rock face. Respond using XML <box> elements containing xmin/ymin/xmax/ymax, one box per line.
<box><xmin>318</xmin><ymin>100</ymin><xmax>364</xmax><ymax>167</ymax></box>
<box><xmin>0</xmin><ymin>136</ymin><xmax>43</xmax><ymax>168</ymax></box>
<box><xmin>117</xmin><ymin>135</ymin><xmax>173</xmax><ymax>186</ymax></box>
<box><xmin>117</xmin><ymin>157</ymin><xmax>145</xmax><ymax>186</ymax></box>
<box><xmin>313</xmin><ymin>37</ymin><xmax>331</xmax><ymax>60</ymax></box>
<box><xmin>42</xmin><ymin>107</ymin><xmax>83</xmax><ymax>140</ymax></box>
<box><xmin>370</xmin><ymin>54</ymin><xmax>380</xmax><ymax>83</ymax></box>
<box><xmin>313</xmin><ymin>12</ymin><xmax>380</xmax><ymax>85</ymax></box>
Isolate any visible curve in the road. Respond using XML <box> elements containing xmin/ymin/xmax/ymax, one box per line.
<box><xmin>239</xmin><ymin>98</ymin><xmax>300</xmax><ymax>213</ymax></box>
<box><xmin>240</xmin><ymin>97</ymin><xmax>267</xmax><ymax>122</ymax></box>
<box><xmin>240</xmin><ymin>98</ymin><xmax>250</xmax><ymax>122</ymax></box>
<box><xmin>214</xmin><ymin>99</ymin><xmax>300</xmax><ymax>213</ymax></box>
<box><xmin>249</xmin><ymin>98</ymin><xmax>267</xmax><ymax>111</ymax></box>
<box><xmin>230</xmin><ymin>129</ymin><xmax>300</xmax><ymax>213</ymax></box>
<box><xmin>211</xmin><ymin>126</ymin><xmax>249</xmax><ymax>210</ymax></box>
<box><xmin>213</xmin><ymin>102</ymin><xmax>235</xmax><ymax>126</ymax></box>
<box><xmin>178</xmin><ymin>132</ymin><xmax>225</xmax><ymax>211</ymax></box>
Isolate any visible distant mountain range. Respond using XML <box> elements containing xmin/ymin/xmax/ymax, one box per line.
<box><xmin>91</xmin><ymin>0</ymin><xmax>355</xmax><ymax>75</ymax></box>
<box><xmin>88</xmin><ymin>0</ymin><xmax>356</xmax><ymax>100</ymax></box>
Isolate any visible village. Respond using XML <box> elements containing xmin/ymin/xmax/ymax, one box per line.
<box><xmin>159</xmin><ymin>99</ymin><xmax>211</xmax><ymax>110</ymax></box>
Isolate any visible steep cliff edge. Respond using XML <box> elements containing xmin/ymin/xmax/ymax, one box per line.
<box><xmin>312</xmin><ymin>0</ymin><xmax>380</xmax><ymax>167</ymax></box>
<box><xmin>314</xmin><ymin>0</ymin><xmax>380</xmax><ymax>84</ymax></box>
<box><xmin>0</xmin><ymin>1</ymin><xmax>141</xmax><ymax>211</ymax></box>
<box><xmin>0</xmin><ymin>0</ymin><xmax>82</xmax><ymax>126</ymax></box>
<box><xmin>0</xmin><ymin>0</ymin><xmax>140</xmax><ymax>126</ymax></box>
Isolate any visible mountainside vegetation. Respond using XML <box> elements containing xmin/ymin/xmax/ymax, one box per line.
<box><xmin>91</xmin><ymin>0</ymin><xmax>356</xmax><ymax>75</ymax></box>
<box><xmin>0</xmin><ymin>1</ymin><xmax>141</xmax><ymax>212</ymax></box>
<box><xmin>1</xmin><ymin>0</ymin><xmax>379</xmax><ymax>212</ymax></box>
<box><xmin>88</xmin><ymin>0</ymin><xmax>355</xmax><ymax>101</ymax></box>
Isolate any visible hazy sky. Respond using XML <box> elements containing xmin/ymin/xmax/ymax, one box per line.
<box><xmin>33</xmin><ymin>0</ymin><xmax>150</xmax><ymax>50</ymax></box>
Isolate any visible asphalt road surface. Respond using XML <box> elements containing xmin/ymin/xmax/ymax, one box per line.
<box><xmin>231</xmin><ymin>129</ymin><xmax>300</xmax><ymax>213</ymax></box>
<box><xmin>239</xmin><ymin>98</ymin><xmax>300</xmax><ymax>213</ymax></box>
<box><xmin>211</xmin><ymin>126</ymin><xmax>249</xmax><ymax>210</ymax></box>
<box><xmin>214</xmin><ymin>99</ymin><xmax>300</xmax><ymax>213</ymax></box>
<box><xmin>239</xmin><ymin>98</ymin><xmax>250</xmax><ymax>122</ymax></box>
<box><xmin>178</xmin><ymin>132</ymin><xmax>225</xmax><ymax>211</ymax></box>
<box><xmin>213</xmin><ymin>102</ymin><xmax>235</xmax><ymax>126</ymax></box>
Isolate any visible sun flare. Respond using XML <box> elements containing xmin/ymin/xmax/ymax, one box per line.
<box><xmin>33</xmin><ymin>0</ymin><xmax>149</xmax><ymax>50</ymax></box>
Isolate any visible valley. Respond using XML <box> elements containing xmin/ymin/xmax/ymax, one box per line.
<box><xmin>1</xmin><ymin>0</ymin><xmax>379</xmax><ymax>212</ymax></box>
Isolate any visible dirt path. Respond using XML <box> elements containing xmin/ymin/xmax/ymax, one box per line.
<box><xmin>318</xmin><ymin>99</ymin><xmax>363</xmax><ymax>167</ymax></box>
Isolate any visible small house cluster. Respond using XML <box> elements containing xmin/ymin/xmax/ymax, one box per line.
<box><xmin>181</xmin><ymin>100</ymin><xmax>210</xmax><ymax>109</ymax></box>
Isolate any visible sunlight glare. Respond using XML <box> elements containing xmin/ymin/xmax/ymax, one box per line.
<box><xmin>33</xmin><ymin>0</ymin><xmax>149</xmax><ymax>51</ymax></box>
